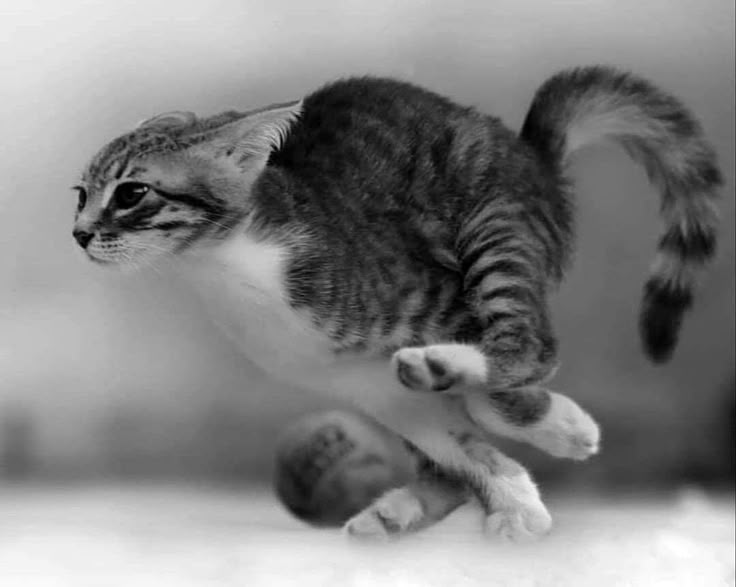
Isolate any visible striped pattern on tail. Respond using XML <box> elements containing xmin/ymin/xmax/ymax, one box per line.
<box><xmin>521</xmin><ymin>65</ymin><xmax>722</xmax><ymax>361</ymax></box>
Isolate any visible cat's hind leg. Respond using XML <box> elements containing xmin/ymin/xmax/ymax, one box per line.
<box><xmin>464</xmin><ymin>386</ymin><xmax>600</xmax><ymax>460</ymax></box>
<box><xmin>388</xmin><ymin>196</ymin><xmax>603</xmax><ymax>458</ymax></box>
<box><xmin>393</xmin><ymin>192</ymin><xmax>567</xmax><ymax>391</ymax></box>
<box><xmin>392</xmin><ymin>343</ymin><xmax>599</xmax><ymax>460</ymax></box>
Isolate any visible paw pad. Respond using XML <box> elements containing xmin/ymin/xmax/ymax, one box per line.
<box><xmin>392</xmin><ymin>347</ymin><xmax>460</xmax><ymax>392</ymax></box>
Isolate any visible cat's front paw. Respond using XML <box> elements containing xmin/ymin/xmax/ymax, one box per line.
<box><xmin>485</xmin><ymin>500</ymin><xmax>552</xmax><ymax>542</ymax></box>
<box><xmin>392</xmin><ymin>344</ymin><xmax>487</xmax><ymax>392</ymax></box>
<box><xmin>528</xmin><ymin>393</ymin><xmax>600</xmax><ymax>460</ymax></box>
<box><xmin>343</xmin><ymin>487</ymin><xmax>425</xmax><ymax>540</ymax></box>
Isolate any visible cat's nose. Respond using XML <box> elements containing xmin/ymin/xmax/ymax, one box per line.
<box><xmin>73</xmin><ymin>229</ymin><xmax>94</xmax><ymax>249</ymax></box>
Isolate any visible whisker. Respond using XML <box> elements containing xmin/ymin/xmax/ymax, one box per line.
<box><xmin>119</xmin><ymin>240</ymin><xmax>184</xmax><ymax>274</ymax></box>
<box><xmin>199</xmin><ymin>218</ymin><xmax>236</xmax><ymax>232</ymax></box>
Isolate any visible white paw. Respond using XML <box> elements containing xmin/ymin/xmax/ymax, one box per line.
<box><xmin>485</xmin><ymin>501</ymin><xmax>552</xmax><ymax>542</ymax></box>
<box><xmin>343</xmin><ymin>488</ymin><xmax>425</xmax><ymax>540</ymax></box>
<box><xmin>392</xmin><ymin>344</ymin><xmax>486</xmax><ymax>392</ymax></box>
<box><xmin>529</xmin><ymin>393</ymin><xmax>600</xmax><ymax>460</ymax></box>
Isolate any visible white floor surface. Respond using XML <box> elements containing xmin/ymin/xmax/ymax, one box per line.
<box><xmin>0</xmin><ymin>484</ymin><xmax>733</xmax><ymax>587</ymax></box>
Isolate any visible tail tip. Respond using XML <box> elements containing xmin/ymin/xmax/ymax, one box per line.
<box><xmin>640</xmin><ymin>319</ymin><xmax>679</xmax><ymax>363</ymax></box>
<box><xmin>639</xmin><ymin>280</ymin><xmax>693</xmax><ymax>363</ymax></box>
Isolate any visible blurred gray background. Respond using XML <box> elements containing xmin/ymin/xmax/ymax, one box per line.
<box><xmin>1</xmin><ymin>0</ymin><xmax>733</xmax><ymax>489</ymax></box>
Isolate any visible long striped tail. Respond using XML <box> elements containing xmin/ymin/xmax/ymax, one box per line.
<box><xmin>520</xmin><ymin>65</ymin><xmax>722</xmax><ymax>362</ymax></box>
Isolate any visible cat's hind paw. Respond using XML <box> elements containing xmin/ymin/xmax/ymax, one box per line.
<box><xmin>527</xmin><ymin>392</ymin><xmax>600</xmax><ymax>460</ymax></box>
<box><xmin>392</xmin><ymin>344</ymin><xmax>487</xmax><ymax>392</ymax></box>
<box><xmin>343</xmin><ymin>487</ymin><xmax>425</xmax><ymax>540</ymax></box>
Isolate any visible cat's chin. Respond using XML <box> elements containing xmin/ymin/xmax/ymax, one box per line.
<box><xmin>86</xmin><ymin>252</ymin><xmax>156</xmax><ymax>272</ymax></box>
<box><xmin>87</xmin><ymin>255</ymin><xmax>133</xmax><ymax>271</ymax></box>
<box><xmin>87</xmin><ymin>255</ymin><xmax>117</xmax><ymax>266</ymax></box>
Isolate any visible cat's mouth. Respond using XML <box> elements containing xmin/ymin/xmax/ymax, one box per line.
<box><xmin>84</xmin><ymin>240</ymin><xmax>136</xmax><ymax>267</ymax></box>
<box><xmin>84</xmin><ymin>235</ymin><xmax>174</xmax><ymax>269</ymax></box>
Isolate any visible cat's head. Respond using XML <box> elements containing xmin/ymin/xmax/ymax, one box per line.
<box><xmin>73</xmin><ymin>101</ymin><xmax>301</xmax><ymax>268</ymax></box>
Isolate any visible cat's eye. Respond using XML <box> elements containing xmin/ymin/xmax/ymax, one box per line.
<box><xmin>114</xmin><ymin>182</ymin><xmax>150</xmax><ymax>210</ymax></box>
<box><xmin>73</xmin><ymin>186</ymin><xmax>87</xmax><ymax>211</ymax></box>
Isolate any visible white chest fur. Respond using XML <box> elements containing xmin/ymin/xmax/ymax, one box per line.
<box><xmin>184</xmin><ymin>233</ymin><xmax>334</xmax><ymax>379</ymax></box>
<box><xmin>181</xmin><ymin>233</ymin><xmax>475</xmax><ymax>470</ymax></box>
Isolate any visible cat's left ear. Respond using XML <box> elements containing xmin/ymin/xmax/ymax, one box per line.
<box><xmin>137</xmin><ymin>111</ymin><xmax>197</xmax><ymax>130</ymax></box>
<box><xmin>205</xmin><ymin>100</ymin><xmax>302</xmax><ymax>164</ymax></box>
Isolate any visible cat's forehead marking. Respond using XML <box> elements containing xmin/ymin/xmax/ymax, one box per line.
<box><xmin>81</xmin><ymin>108</ymin><xmax>264</xmax><ymax>189</ymax></box>
<box><xmin>84</xmin><ymin>129</ymin><xmax>182</xmax><ymax>187</ymax></box>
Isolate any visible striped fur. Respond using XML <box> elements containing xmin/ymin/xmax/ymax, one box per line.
<box><xmin>75</xmin><ymin>68</ymin><xmax>721</xmax><ymax>368</ymax></box>
<box><xmin>521</xmin><ymin>66</ymin><xmax>722</xmax><ymax>361</ymax></box>
<box><xmin>74</xmin><ymin>66</ymin><xmax>722</xmax><ymax>539</ymax></box>
<box><xmin>73</xmin><ymin>102</ymin><xmax>302</xmax><ymax>267</ymax></box>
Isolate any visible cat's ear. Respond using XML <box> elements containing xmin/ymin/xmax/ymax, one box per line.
<box><xmin>137</xmin><ymin>111</ymin><xmax>197</xmax><ymax>130</ymax></box>
<box><xmin>203</xmin><ymin>100</ymin><xmax>302</xmax><ymax>163</ymax></box>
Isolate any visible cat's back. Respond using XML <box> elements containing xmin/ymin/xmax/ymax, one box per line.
<box><xmin>303</xmin><ymin>76</ymin><xmax>460</xmax><ymax>120</ymax></box>
<box><xmin>269</xmin><ymin>76</ymin><xmax>468</xmax><ymax>176</ymax></box>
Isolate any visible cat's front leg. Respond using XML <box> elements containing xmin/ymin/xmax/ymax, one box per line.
<box><xmin>392</xmin><ymin>343</ymin><xmax>600</xmax><ymax>460</ymax></box>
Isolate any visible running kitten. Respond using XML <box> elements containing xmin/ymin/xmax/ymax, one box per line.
<box><xmin>72</xmin><ymin>66</ymin><xmax>721</xmax><ymax>540</ymax></box>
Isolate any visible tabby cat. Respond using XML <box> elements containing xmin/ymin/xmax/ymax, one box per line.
<box><xmin>73</xmin><ymin>66</ymin><xmax>721</xmax><ymax>540</ymax></box>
